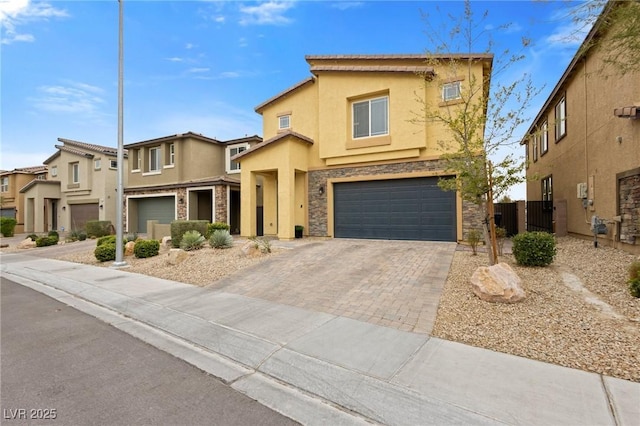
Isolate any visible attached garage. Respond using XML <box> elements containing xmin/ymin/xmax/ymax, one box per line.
<box><xmin>0</xmin><ymin>208</ymin><xmax>16</xmax><ymax>218</ymax></box>
<box><xmin>70</xmin><ymin>203</ymin><xmax>99</xmax><ymax>231</ymax></box>
<box><xmin>135</xmin><ymin>196</ymin><xmax>175</xmax><ymax>233</ymax></box>
<box><xmin>333</xmin><ymin>177</ymin><xmax>456</xmax><ymax>241</ymax></box>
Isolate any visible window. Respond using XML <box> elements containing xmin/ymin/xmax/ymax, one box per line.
<box><xmin>168</xmin><ymin>144</ymin><xmax>175</xmax><ymax>165</ymax></box>
<box><xmin>132</xmin><ymin>149</ymin><xmax>141</xmax><ymax>171</ymax></box>
<box><xmin>149</xmin><ymin>147</ymin><xmax>161</xmax><ymax>172</ymax></box>
<box><xmin>353</xmin><ymin>96</ymin><xmax>388</xmax><ymax>139</ymax></box>
<box><xmin>442</xmin><ymin>81</ymin><xmax>461</xmax><ymax>101</ymax></box>
<box><xmin>279</xmin><ymin>115</ymin><xmax>290</xmax><ymax>130</ymax></box>
<box><xmin>542</xmin><ymin>175</ymin><xmax>553</xmax><ymax>211</ymax></box>
<box><xmin>94</xmin><ymin>159</ymin><xmax>101</xmax><ymax>170</ymax></box>
<box><xmin>555</xmin><ymin>97</ymin><xmax>566</xmax><ymax>141</ymax></box>
<box><xmin>226</xmin><ymin>144</ymin><xmax>248</xmax><ymax>173</ymax></box>
<box><xmin>525</xmin><ymin>142</ymin><xmax>529</xmax><ymax>168</ymax></box>
<box><xmin>36</xmin><ymin>174</ymin><xmax>45</xmax><ymax>180</ymax></box>
<box><xmin>540</xmin><ymin>121</ymin><xmax>549</xmax><ymax>155</ymax></box>
<box><xmin>0</xmin><ymin>177</ymin><xmax>8</xmax><ymax>192</ymax></box>
<box><xmin>71</xmin><ymin>163</ymin><xmax>79</xmax><ymax>184</ymax></box>
<box><xmin>51</xmin><ymin>166</ymin><xmax>58</xmax><ymax>177</ymax></box>
<box><xmin>532</xmin><ymin>135</ymin><xmax>538</xmax><ymax>162</ymax></box>
<box><xmin>110</xmin><ymin>160</ymin><xmax>118</xmax><ymax>169</ymax></box>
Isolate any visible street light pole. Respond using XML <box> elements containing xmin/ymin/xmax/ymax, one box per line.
<box><xmin>113</xmin><ymin>0</ymin><xmax>127</xmax><ymax>268</ymax></box>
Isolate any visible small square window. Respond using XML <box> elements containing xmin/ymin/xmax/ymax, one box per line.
<box><xmin>94</xmin><ymin>159</ymin><xmax>101</xmax><ymax>170</ymax></box>
<box><xmin>279</xmin><ymin>115</ymin><xmax>290</xmax><ymax>130</ymax></box>
<box><xmin>352</xmin><ymin>96</ymin><xmax>389</xmax><ymax>139</ymax></box>
<box><xmin>442</xmin><ymin>82</ymin><xmax>461</xmax><ymax>101</ymax></box>
<box><xmin>110</xmin><ymin>160</ymin><xmax>118</xmax><ymax>169</ymax></box>
<box><xmin>51</xmin><ymin>166</ymin><xmax>58</xmax><ymax>177</ymax></box>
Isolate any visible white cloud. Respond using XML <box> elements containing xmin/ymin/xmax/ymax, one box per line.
<box><xmin>330</xmin><ymin>2</ymin><xmax>363</xmax><ymax>11</ymax></box>
<box><xmin>239</xmin><ymin>37</ymin><xmax>248</xmax><ymax>47</ymax></box>
<box><xmin>185</xmin><ymin>43</ymin><xmax>195</xmax><ymax>49</ymax></box>
<box><xmin>213</xmin><ymin>15</ymin><xmax>225</xmax><ymax>23</ymax></box>
<box><xmin>220</xmin><ymin>71</ymin><xmax>240</xmax><ymax>79</ymax></box>
<box><xmin>29</xmin><ymin>81</ymin><xmax>106</xmax><ymax>115</ymax></box>
<box><xmin>239</xmin><ymin>1</ymin><xmax>294</xmax><ymax>26</ymax></box>
<box><xmin>188</xmin><ymin>67</ymin><xmax>210</xmax><ymax>73</ymax></box>
<box><xmin>165</xmin><ymin>57</ymin><xmax>184</xmax><ymax>62</ymax></box>
<box><xmin>0</xmin><ymin>0</ymin><xmax>68</xmax><ymax>45</ymax></box>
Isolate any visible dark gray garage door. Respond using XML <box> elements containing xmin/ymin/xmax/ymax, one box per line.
<box><xmin>1</xmin><ymin>208</ymin><xmax>16</xmax><ymax>218</ymax></box>
<box><xmin>70</xmin><ymin>203</ymin><xmax>99</xmax><ymax>231</ymax></box>
<box><xmin>137</xmin><ymin>196</ymin><xmax>175</xmax><ymax>233</ymax></box>
<box><xmin>334</xmin><ymin>177</ymin><xmax>456</xmax><ymax>241</ymax></box>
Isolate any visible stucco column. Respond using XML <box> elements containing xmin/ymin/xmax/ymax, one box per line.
<box><xmin>240</xmin><ymin>170</ymin><xmax>257</xmax><ymax>237</ymax></box>
<box><xmin>263</xmin><ymin>174</ymin><xmax>278</xmax><ymax>237</ymax></box>
<box><xmin>278</xmin><ymin>167</ymin><xmax>296</xmax><ymax>240</ymax></box>
<box><xmin>34</xmin><ymin>197</ymin><xmax>45</xmax><ymax>233</ymax></box>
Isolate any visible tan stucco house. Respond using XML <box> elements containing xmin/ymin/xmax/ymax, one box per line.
<box><xmin>20</xmin><ymin>138</ymin><xmax>128</xmax><ymax>233</ymax></box>
<box><xmin>0</xmin><ymin>166</ymin><xmax>48</xmax><ymax>234</ymax></box>
<box><xmin>124</xmin><ymin>132</ymin><xmax>262</xmax><ymax>235</ymax></box>
<box><xmin>522</xmin><ymin>2</ymin><xmax>640</xmax><ymax>254</ymax></box>
<box><xmin>235</xmin><ymin>54</ymin><xmax>492</xmax><ymax>241</ymax></box>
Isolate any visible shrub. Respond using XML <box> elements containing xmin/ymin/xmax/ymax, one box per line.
<box><xmin>0</xmin><ymin>217</ymin><xmax>17</xmax><ymax>237</ymax></box>
<box><xmin>48</xmin><ymin>230</ymin><xmax>59</xmax><ymax>239</ymax></box>
<box><xmin>94</xmin><ymin>243</ymin><xmax>116</xmax><ymax>262</ymax></box>
<box><xmin>36</xmin><ymin>236</ymin><xmax>58</xmax><ymax>247</ymax></box>
<box><xmin>125</xmin><ymin>233</ymin><xmax>138</xmax><ymax>243</ymax></box>
<box><xmin>495</xmin><ymin>227</ymin><xmax>507</xmax><ymax>256</ymax></box>
<box><xmin>26</xmin><ymin>233</ymin><xmax>39</xmax><ymax>241</ymax></box>
<box><xmin>467</xmin><ymin>229</ymin><xmax>482</xmax><ymax>255</ymax></box>
<box><xmin>180</xmin><ymin>230</ymin><xmax>205</xmax><ymax>251</ymax></box>
<box><xmin>134</xmin><ymin>239</ymin><xmax>160</xmax><ymax>258</ymax></box>
<box><xmin>85</xmin><ymin>220</ymin><xmax>113</xmax><ymax>238</ymax></box>
<box><xmin>171</xmin><ymin>220</ymin><xmax>208</xmax><ymax>248</ymax></box>
<box><xmin>628</xmin><ymin>261</ymin><xmax>640</xmax><ymax>298</ymax></box>
<box><xmin>97</xmin><ymin>235</ymin><xmax>117</xmax><ymax>247</ymax></box>
<box><xmin>249</xmin><ymin>236</ymin><xmax>272</xmax><ymax>253</ymax></box>
<box><xmin>78</xmin><ymin>231</ymin><xmax>87</xmax><ymax>241</ymax></box>
<box><xmin>209</xmin><ymin>230</ymin><xmax>234</xmax><ymax>249</ymax></box>
<box><xmin>206</xmin><ymin>222</ymin><xmax>230</xmax><ymax>238</ymax></box>
<box><xmin>512</xmin><ymin>231</ymin><xmax>557</xmax><ymax>267</ymax></box>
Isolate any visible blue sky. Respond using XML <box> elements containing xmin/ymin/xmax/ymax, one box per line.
<box><xmin>1</xmin><ymin>1</ymin><xmax>591</xmax><ymax>199</ymax></box>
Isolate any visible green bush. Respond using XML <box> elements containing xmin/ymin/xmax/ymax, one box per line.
<box><xmin>134</xmin><ymin>239</ymin><xmax>160</xmax><ymax>258</ymax></box>
<box><xmin>466</xmin><ymin>229</ymin><xmax>482</xmax><ymax>255</ymax></box>
<box><xmin>94</xmin><ymin>243</ymin><xmax>116</xmax><ymax>262</ymax></box>
<box><xmin>36</xmin><ymin>236</ymin><xmax>58</xmax><ymax>247</ymax></box>
<box><xmin>26</xmin><ymin>233</ymin><xmax>39</xmax><ymax>241</ymax></box>
<box><xmin>180</xmin><ymin>230</ymin><xmax>205</xmax><ymax>251</ymax></box>
<box><xmin>125</xmin><ymin>233</ymin><xmax>138</xmax><ymax>243</ymax></box>
<box><xmin>48</xmin><ymin>230</ymin><xmax>59</xmax><ymax>239</ymax></box>
<box><xmin>206</xmin><ymin>222</ymin><xmax>230</xmax><ymax>238</ymax></box>
<box><xmin>628</xmin><ymin>261</ymin><xmax>640</xmax><ymax>298</ymax></box>
<box><xmin>512</xmin><ymin>231</ymin><xmax>557</xmax><ymax>267</ymax></box>
<box><xmin>85</xmin><ymin>220</ymin><xmax>113</xmax><ymax>238</ymax></box>
<box><xmin>97</xmin><ymin>235</ymin><xmax>117</xmax><ymax>247</ymax></box>
<box><xmin>0</xmin><ymin>217</ymin><xmax>17</xmax><ymax>237</ymax></box>
<box><xmin>171</xmin><ymin>220</ymin><xmax>208</xmax><ymax>248</ymax></box>
<box><xmin>78</xmin><ymin>231</ymin><xmax>87</xmax><ymax>241</ymax></box>
<box><xmin>209</xmin><ymin>230</ymin><xmax>234</xmax><ymax>249</ymax></box>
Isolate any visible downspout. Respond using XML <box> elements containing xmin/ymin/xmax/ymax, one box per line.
<box><xmin>583</xmin><ymin>57</ymin><xmax>591</xmax><ymax>227</ymax></box>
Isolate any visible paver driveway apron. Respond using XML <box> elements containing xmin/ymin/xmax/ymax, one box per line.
<box><xmin>208</xmin><ymin>239</ymin><xmax>457</xmax><ymax>334</ymax></box>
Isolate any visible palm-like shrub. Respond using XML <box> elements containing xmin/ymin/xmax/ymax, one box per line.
<box><xmin>180</xmin><ymin>230</ymin><xmax>205</xmax><ymax>251</ymax></box>
<box><xmin>209</xmin><ymin>230</ymin><xmax>233</xmax><ymax>249</ymax></box>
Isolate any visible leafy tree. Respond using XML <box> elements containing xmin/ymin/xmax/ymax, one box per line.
<box><xmin>412</xmin><ymin>1</ymin><xmax>542</xmax><ymax>265</ymax></box>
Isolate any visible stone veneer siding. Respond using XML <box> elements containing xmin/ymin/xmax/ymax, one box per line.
<box><xmin>619</xmin><ymin>172</ymin><xmax>640</xmax><ymax>245</ymax></box>
<box><xmin>308</xmin><ymin>159</ymin><xmax>483</xmax><ymax>240</ymax></box>
<box><xmin>215</xmin><ymin>185</ymin><xmax>228</xmax><ymax>224</ymax></box>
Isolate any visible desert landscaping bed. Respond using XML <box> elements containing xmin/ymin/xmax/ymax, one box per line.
<box><xmin>11</xmin><ymin>235</ymin><xmax>640</xmax><ymax>382</ymax></box>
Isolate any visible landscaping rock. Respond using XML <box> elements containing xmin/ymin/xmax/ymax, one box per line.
<box><xmin>161</xmin><ymin>236</ymin><xmax>172</xmax><ymax>247</ymax></box>
<box><xmin>167</xmin><ymin>248</ymin><xmax>188</xmax><ymax>265</ymax></box>
<box><xmin>470</xmin><ymin>262</ymin><xmax>525</xmax><ymax>303</ymax></box>
<box><xmin>17</xmin><ymin>238</ymin><xmax>37</xmax><ymax>249</ymax></box>
<box><xmin>241</xmin><ymin>241</ymin><xmax>261</xmax><ymax>258</ymax></box>
<box><xmin>124</xmin><ymin>241</ymin><xmax>136</xmax><ymax>256</ymax></box>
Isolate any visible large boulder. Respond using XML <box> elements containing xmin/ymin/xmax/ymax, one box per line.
<box><xmin>161</xmin><ymin>236</ymin><xmax>172</xmax><ymax>247</ymax></box>
<box><xmin>124</xmin><ymin>241</ymin><xmax>136</xmax><ymax>256</ymax></box>
<box><xmin>241</xmin><ymin>241</ymin><xmax>261</xmax><ymax>258</ymax></box>
<box><xmin>17</xmin><ymin>238</ymin><xmax>37</xmax><ymax>249</ymax></box>
<box><xmin>470</xmin><ymin>262</ymin><xmax>526</xmax><ymax>303</ymax></box>
<box><xmin>166</xmin><ymin>248</ymin><xmax>188</xmax><ymax>265</ymax></box>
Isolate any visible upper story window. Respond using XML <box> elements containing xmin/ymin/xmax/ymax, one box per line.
<box><xmin>132</xmin><ymin>149</ymin><xmax>141</xmax><ymax>171</ymax></box>
<box><xmin>168</xmin><ymin>143</ymin><xmax>175</xmax><ymax>166</ymax></box>
<box><xmin>542</xmin><ymin>175</ymin><xmax>553</xmax><ymax>211</ymax></box>
<box><xmin>353</xmin><ymin>96</ymin><xmax>388</xmax><ymax>139</ymax></box>
<box><xmin>226</xmin><ymin>144</ymin><xmax>248</xmax><ymax>174</ymax></box>
<box><xmin>555</xmin><ymin>96</ymin><xmax>566</xmax><ymax>141</ymax></box>
<box><xmin>36</xmin><ymin>174</ymin><xmax>45</xmax><ymax>180</ymax></box>
<box><xmin>532</xmin><ymin>135</ymin><xmax>538</xmax><ymax>162</ymax></box>
<box><xmin>149</xmin><ymin>147</ymin><xmax>161</xmax><ymax>172</ymax></box>
<box><xmin>540</xmin><ymin>121</ymin><xmax>549</xmax><ymax>155</ymax></box>
<box><xmin>442</xmin><ymin>81</ymin><xmax>461</xmax><ymax>102</ymax></box>
<box><xmin>71</xmin><ymin>162</ymin><xmax>80</xmax><ymax>184</ymax></box>
<box><xmin>0</xmin><ymin>177</ymin><xmax>8</xmax><ymax>192</ymax></box>
<box><xmin>94</xmin><ymin>159</ymin><xmax>101</xmax><ymax>170</ymax></box>
<box><xmin>525</xmin><ymin>142</ymin><xmax>529</xmax><ymax>168</ymax></box>
<box><xmin>51</xmin><ymin>166</ymin><xmax>58</xmax><ymax>177</ymax></box>
<box><xmin>110</xmin><ymin>160</ymin><xmax>118</xmax><ymax>169</ymax></box>
<box><xmin>278</xmin><ymin>114</ymin><xmax>290</xmax><ymax>130</ymax></box>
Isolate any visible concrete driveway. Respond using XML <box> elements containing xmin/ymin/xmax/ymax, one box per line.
<box><xmin>208</xmin><ymin>239</ymin><xmax>457</xmax><ymax>334</ymax></box>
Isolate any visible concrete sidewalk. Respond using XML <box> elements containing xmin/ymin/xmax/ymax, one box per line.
<box><xmin>1</xmin><ymin>253</ymin><xmax>638</xmax><ymax>426</ymax></box>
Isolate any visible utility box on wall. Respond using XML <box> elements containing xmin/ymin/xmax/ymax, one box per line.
<box><xmin>577</xmin><ymin>182</ymin><xmax>587</xmax><ymax>199</ymax></box>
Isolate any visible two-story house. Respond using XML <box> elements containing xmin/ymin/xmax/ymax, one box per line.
<box><xmin>235</xmin><ymin>54</ymin><xmax>492</xmax><ymax>241</ymax></box>
<box><xmin>124</xmin><ymin>132</ymin><xmax>262</xmax><ymax>236</ymax></box>
<box><xmin>20</xmin><ymin>138</ymin><xmax>128</xmax><ymax>233</ymax></box>
<box><xmin>522</xmin><ymin>2</ymin><xmax>640</xmax><ymax>254</ymax></box>
<box><xmin>0</xmin><ymin>166</ymin><xmax>48</xmax><ymax>233</ymax></box>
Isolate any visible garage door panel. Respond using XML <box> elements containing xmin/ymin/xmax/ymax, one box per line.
<box><xmin>136</xmin><ymin>197</ymin><xmax>175</xmax><ymax>233</ymax></box>
<box><xmin>334</xmin><ymin>177</ymin><xmax>456</xmax><ymax>241</ymax></box>
<box><xmin>70</xmin><ymin>204</ymin><xmax>99</xmax><ymax>231</ymax></box>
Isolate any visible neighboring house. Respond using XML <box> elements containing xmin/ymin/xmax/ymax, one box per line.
<box><xmin>522</xmin><ymin>2</ymin><xmax>640</xmax><ymax>254</ymax></box>
<box><xmin>20</xmin><ymin>138</ymin><xmax>128</xmax><ymax>233</ymax></box>
<box><xmin>235</xmin><ymin>54</ymin><xmax>492</xmax><ymax>241</ymax></box>
<box><xmin>124</xmin><ymin>132</ymin><xmax>262</xmax><ymax>235</ymax></box>
<box><xmin>0</xmin><ymin>166</ymin><xmax>48</xmax><ymax>234</ymax></box>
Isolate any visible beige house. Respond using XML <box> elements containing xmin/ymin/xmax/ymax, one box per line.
<box><xmin>522</xmin><ymin>2</ymin><xmax>640</xmax><ymax>254</ymax></box>
<box><xmin>0</xmin><ymin>166</ymin><xmax>48</xmax><ymax>234</ymax></box>
<box><xmin>124</xmin><ymin>132</ymin><xmax>262</xmax><ymax>235</ymax></box>
<box><xmin>21</xmin><ymin>138</ymin><xmax>127</xmax><ymax>233</ymax></box>
<box><xmin>236</xmin><ymin>54</ymin><xmax>492</xmax><ymax>241</ymax></box>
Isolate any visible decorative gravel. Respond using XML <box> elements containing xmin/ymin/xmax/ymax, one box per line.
<box><xmin>49</xmin><ymin>235</ymin><xmax>640</xmax><ymax>382</ymax></box>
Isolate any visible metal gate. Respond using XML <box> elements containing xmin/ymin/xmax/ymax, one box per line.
<box><xmin>493</xmin><ymin>202</ymin><xmax>518</xmax><ymax>237</ymax></box>
<box><xmin>526</xmin><ymin>201</ymin><xmax>553</xmax><ymax>233</ymax></box>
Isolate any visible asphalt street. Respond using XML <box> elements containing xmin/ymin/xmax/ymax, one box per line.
<box><xmin>0</xmin><ymin>277</ymin><xmax>299</xmax><ymax>426</ymax></box>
